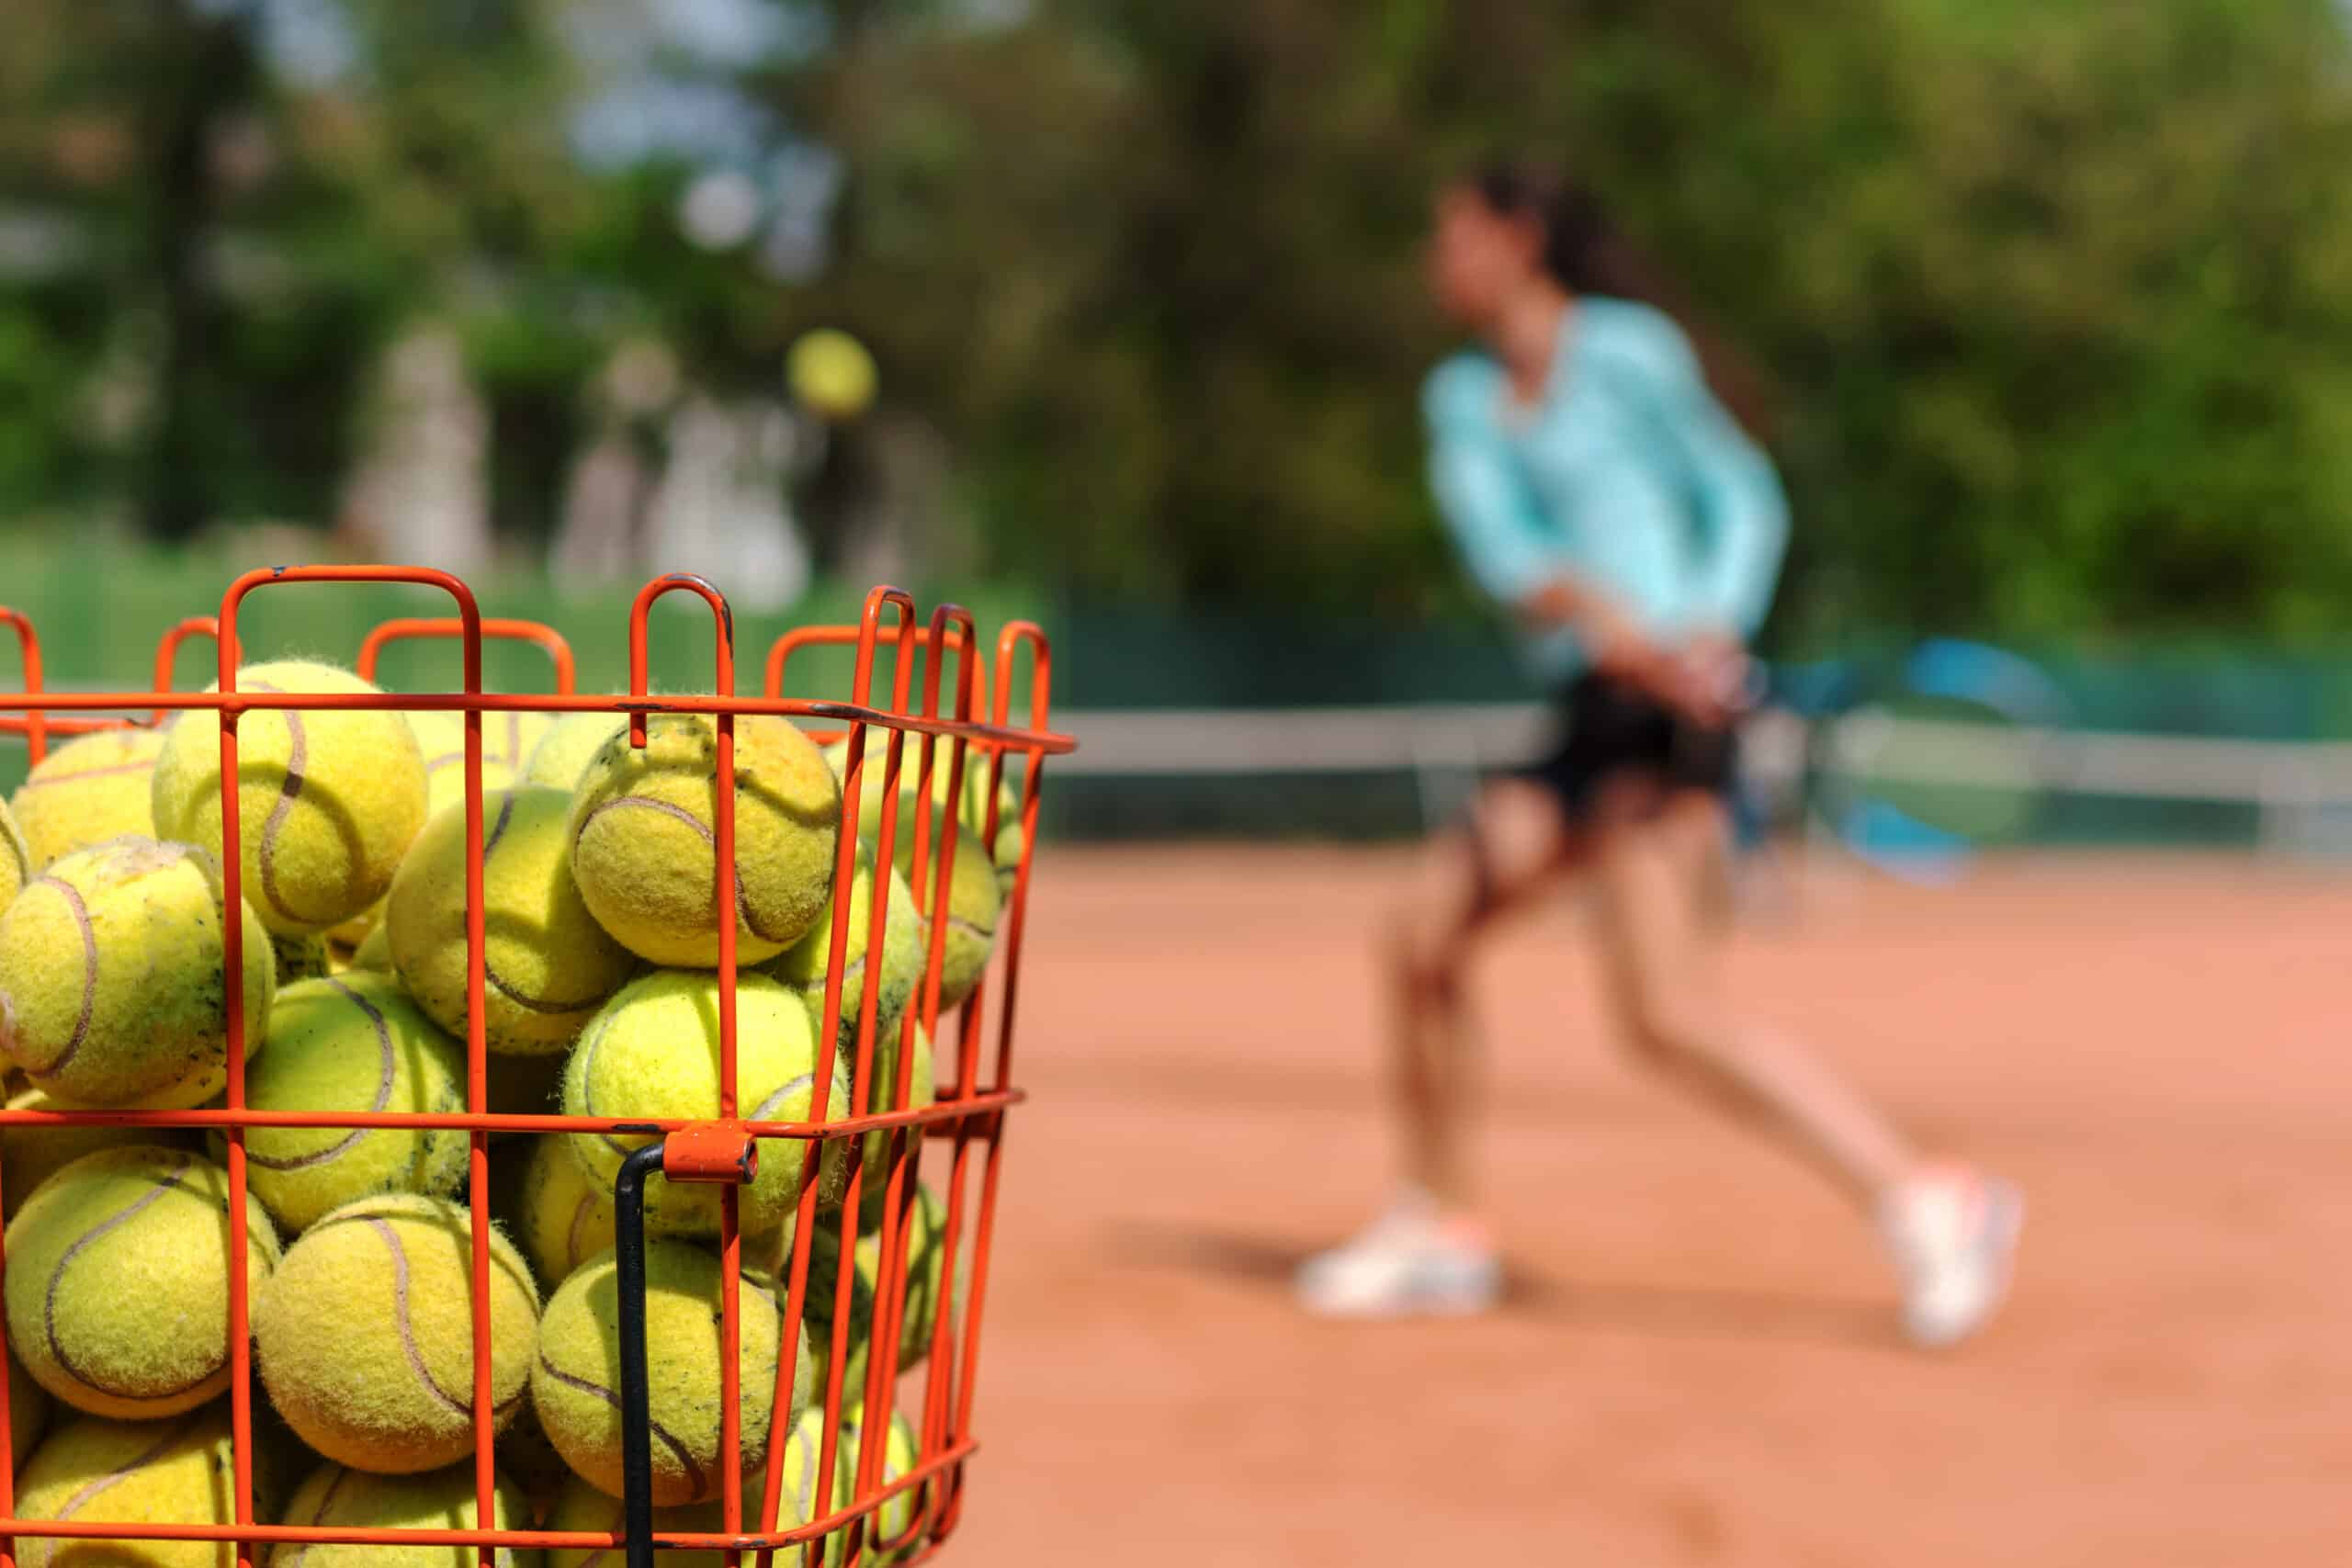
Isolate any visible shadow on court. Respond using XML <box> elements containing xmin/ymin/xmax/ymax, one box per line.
<box><xmin>1100</xmin><ymin>1220</ymin><xmax>1894</xmax><ymax>1348</ymax></box>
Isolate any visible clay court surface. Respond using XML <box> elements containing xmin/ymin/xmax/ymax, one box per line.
<box><xmin>943</xmin><ymin>847</ymin><xmax>2352</xmax><ymax>1566</ymax></box>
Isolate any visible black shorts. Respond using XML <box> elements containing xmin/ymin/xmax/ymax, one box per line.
<box><xmin>1514</xmin><ymin>671</ymin><xmax>1738</xmax><ymax>818</ymax></box>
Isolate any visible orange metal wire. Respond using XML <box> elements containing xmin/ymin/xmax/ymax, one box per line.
<box><xmin>0</xmin><ymin>570</ymin><xmax>1071</xmax><ymax>1568</ymax></box>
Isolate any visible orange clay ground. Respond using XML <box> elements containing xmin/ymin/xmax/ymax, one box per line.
<box><xmin>943</xmin><ymin>847</ymin><xmax>2352</xmax><ymax>1566</ymax></box>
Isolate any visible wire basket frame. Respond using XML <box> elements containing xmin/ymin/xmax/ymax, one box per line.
<box><xmin>0</xmin><ymin>569</ymin><xmax>1073</xmax><ymax>1568</ymax></box>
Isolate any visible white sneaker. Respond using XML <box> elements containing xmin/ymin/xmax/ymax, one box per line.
<box><xmin>1295</xmin><ymin>1190</ymin><xmax>1500</xmax><ymax>1318</ymax></box>
<box><xmin>1881</xmin><ymin>1165</ymin><xmax>2023</xmax><ymax>1348</ymax></box>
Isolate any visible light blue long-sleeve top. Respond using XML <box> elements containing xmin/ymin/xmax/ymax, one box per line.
<box><xmin>1423</xmin><ymin>297</ymin><xmax>1790</xmax><ymax>684</ymax></box>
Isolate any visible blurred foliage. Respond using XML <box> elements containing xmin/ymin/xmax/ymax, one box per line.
<box><xmin>6</xmin><ymin>1</ymin><xmax>2352</xmax><ymax>646</ymax></box>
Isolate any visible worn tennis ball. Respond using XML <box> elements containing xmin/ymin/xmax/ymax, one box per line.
<box><xmin>152</xmin><ymin>660</ymin><xmax>429</xmax><ymax>936</ymax></box>
<box><xmin>531</xmin><ymin>1241</ymin><xmax>806</xmax><ymax>1507</ymax></box>
<box><xmin>520</xmin><ymin>715</ymin><xmax>625</xmax><ymax>793</ymax></box>
<box><xmin>9</xmin><ymin>728</ymin><xmax>164</xmax><ymax>870</ymax></box>
<box><xmin>822</xmin><ymin>738</ymin><xmax>1023</xmax><ymax>897</ymax></box>
<box><xmin>15</xmin><ymin>1405</ymin><xmax>276</xmax><ymax>1568</ymax></box>
<box><xmin>407</xmin><ymin>708</ymin><xmax>547</xmax><ymax>821</ymax></box>
<box><xmin>0</xmin><ymin>799</ymin><xmax>29</xmax><ymax>919</ymax></box>
<box><xmin>237</xmin><ymin>974</ymin><xmax>469</xmax><ymax>1235</ymax></box>
<box><xmin>768</xmin><ymin>850</ymin><xmax>922</xmax><ymax>1047</ymax></box>
<box><xmin>568</xmin><ymin>714</ymin><xmax>839</xmax><ymax>968</ymax></box>
<box><xmin>2</xmin><ymin>1085</ymin><xmax>200</xmax><ymax>1220</ymax></box>
<box><xmin>884</xmin><ymin>829</ymin><xmax>1000</xmax><ymax>1012</ymax></box>
<box><xmin>0</xmin><ymin>836</ymin><xmax>275</xmax><ymax>1109</ymax></box>
<box><xmin>513</xmin><ymin>1134</ymin><xmax>616</xmax><ymax>1292</ymax></box>
<box><xmin>254</xmin><ymin>1193</ymin><xmax>540</xmax><ymax>1474</ymax></box>
<box><xmin>561</xmin><ymin>971</ymin><xmax>850</xmax><ymax>1237</ymax></box>
<box><xmin>4</xmin><ymin>1146</ymin><xmax>281</xmax><ymax>1418</ymax></box>
<box><xmin>776</xmin><ymin>1404</ymin><xmax>922</xmax><ymax>1564</ymax></box>
<box><xmin>781</xmin><ymin>1182</ymin><xmax>944</xmax><ymax>1378</ymax></box>
<box><xmin>390</xmin><ymin>789</ymin><xmax>638</xmax><ymax>1056</ymax></box>
<box><xmin>9</xmin><ymin>1348</ymin><xmax>51</xmax><ymax>1468</ymax></box>
<box><xmin>269</xmin><ymin>1461</ymin><xmax>539</xmax><ymax>1568</ymax></box>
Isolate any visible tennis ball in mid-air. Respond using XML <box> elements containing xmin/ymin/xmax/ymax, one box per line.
<box><xmin>562</xmin><ymin>970</ymin><xmax>851</xmax><ymax>1236</ymax></box>
<box><xmin>152</xmin><ymin>660</ymin><xmax>429</xmax><ymax>936</ymax></box>
<box><xmin>0</xmin><ymin>798</ymin><xmax>29</xmax><ymax>917</ymax></box>
<box><xmin>267</xmin><ymin>1461</ymin><xmax>537</xmax><ymax>1568</ymax></box>
<box><xmin>1</xmin><ymin>1085</ymin><xmax>200</xmax><ymax>1221</ymax></box>
<box><xmin>775</xmin><ymin>1404</ymin><xmax>922</xmax><ymax>1564</ymax></box>
<box><xmin>0</xmin><ymin>836</ymin><xmax>274</xmax><ymax>1109</ymax></box>
<box><xmin>782</xmin><ymin>1181</ymin><xmax>945</xmax><ymax>1378</ymax></box>
<box><xmin>238</xmin><ymin>974</ymin><xmax>470</xmax><ymax>1235</ymax></box>
<box><xmin>16</xmin><ymin>1405</ymin><xmax>274</xmax><ymax>1568</ymax></box>
<box><xmin>520</xmin><ymin>714</ymin><xmax>626</xmax><ymax>792</ymax></box>
<box><xmin>8</xmin><ymin>728</ymin><xmax>164</xmax><ymax>870</ymax></box>
<box><xmin>769</xmin><ymin>849</ymin><xmax>922</xmax><ymax>1047</ymax></box>
<box><xmin>512</xmin><ymin>1134</ymin><xmax>616</xmax><ymax>1291</ymax></box>
<box><xmin>569</xmin><ymin>715</ymin><xmax>840</xmax><ymax>967</ymax></box>
<box><xmin>786</xmin><ymin>330</ymin><xmax>877</xmax><ymax>422</ymax></box>
<box><xmin>390</xmin><ymin>788</ymin><xmax>638</xmax><ymax>1056</ymax></box>
<box><xmin>4</xmin><ymin>1146</ymin><xmax>281</xmax><ymax>1419</ymax></box>
<box><xmin>548</xmin><ymin>1472</ymin><xmax>731</xmax><ymax>1568</ymax></box>
<box><xmin>254</xmin><ymin>1193</ymin><xmax>540</xmax><ymax>1474</ymax></box>
<box><xmin>531</xmin><ymin>1240</ymin><xmax>806</xmax><ymax>1507</ymax></box>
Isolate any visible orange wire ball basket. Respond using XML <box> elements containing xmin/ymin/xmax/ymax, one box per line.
<box><xmin>0</xmin><ymin>568</ymin><xmax>1076</xmax><ymax>1568</ymax></box>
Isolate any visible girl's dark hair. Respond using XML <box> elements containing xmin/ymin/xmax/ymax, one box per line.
<box><xmin>1471</xmin><ymin>163</ymin><xmax>1775</xmax><ymax>440</ymax></box>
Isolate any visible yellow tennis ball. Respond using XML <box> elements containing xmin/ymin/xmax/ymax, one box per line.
<box><xmin>16</xmin><ymin>1405</ymin><xmax>277</xmax><ymax>1568</ymax></box>
<box><xmin>561</xmin><ymin>971</ymin><xmax>851</xmax><ymax>1237</ymax></box>
<box><xmin>254</xmin><ymin>1193</ymin><xmax>540</xmax><ymax>1474</ymax></box>
<box><xmin>568</xmin><ymin>715</ymin><xmax>839</xmax><ymax>968</ymax></box>
<box><xmin>268</xmin><ymin>1461</ymin><xmax>538</xmax><ymax>1568</ymax></box>
<box><xmin>9</xmin><ymin>728</ymin><xmax>164</xmax><ymax>870</ymax></box>
<box><xmin>839</xmin><ymin>1020</ymin><xmax>933</xmax><ymax>1202</ymax></box>
<box><xmin>768</xmin><ymin>850</ymin><xmax>922</xmax><ymax>1048</ymax></box>
<box><xmin>390</xmin><ymin>789</ymin><xmax>639</xmax><ymax>1057</ymax></box>
<box><xmin>0</xmin><ymin>836</ymin><xmax>275</xmax><ymax>1109</ymax></box>
<box><xmin>821</xmin><ymin>737</ymin><xmax>1023</xmax><ymax>897</ymax></box>
<box><xmin>513</xmin><ymin>1134</ymin><xmax>616</xmax><ymax>1292</ymax></box>
<box><xmin>407</xmin><ymin>708</ymin><xmax>545</xmax><ymax>823</ymax></box>
<box><xmin>786</xmin><ymin>330</ymin><xmax>877</xmax><ymax>421</ymax></box>
<box><xmin>776</xmin><ymin>1404</ymin><xmax>922</xmax><ymax>1564</ymax></box>
<box><xmin>238</xmin><ymin>974</ymin><xmax>470</xmax><ymax>1235</ymax></box>
<box><xmin>781</xmin><ymin>1182</ymin><xmax>944</xmax><ymax>1379</ymax></box>
<box><xmin>4</xmin><ymin>1146</ymin><xmax>281</xmax><ymax>1419</ymax></box>
<box><xmin>2</xmin><ymin>1085</ymin><xmax>200</xmax><ymax>1221</ymax></box>
<box><xmin>0</xmin><ymin>798</ymin><xmax>29</xmax><ymax>919</ymax></box>
<box><xmin>530</xmin><ymin>1240</ymin><xmax>804</xmax><ymax>1507</ymax></box>
<box><xmin>547</xmin><ymin>1472</ymin><xmax>730</xmax><ymax>1568</ymax></box>
<box><xmin>520</xmin><ymin>715</ymin><xmax>626</xmax><ymax>793</ymax></box>
<box><xmin>9</xmin><ymin>1348</ymin><xmax>51</xmax><ymax>1468</ymax></box>
<box><xmin>888</xmin><ymin>829</ymin><xmax>1000</xmax><ymax>1012</ymax></box>
<box><xmin>152</xmin><ymin>660</ymin><xmax>429</xmax><ymax>936</ymax></box>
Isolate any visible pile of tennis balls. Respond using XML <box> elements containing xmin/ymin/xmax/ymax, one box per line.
<box><xmin>0</xmin><ymin>658</ymin><xmax>1020</xmax><ymax>1568</ymax></box>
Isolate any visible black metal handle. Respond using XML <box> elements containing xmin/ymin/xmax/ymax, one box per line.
<box><xmin>614</xmin><ymin>1141</ymin><xmax>669</xmax><ymax>1568</ymax></box>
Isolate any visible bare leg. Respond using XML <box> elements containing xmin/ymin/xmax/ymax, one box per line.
<box><xmin>1385</xmin><ymin>777</ymin><xmax>1582</xmax><ymax>1212</ymax></box>
<box><xmin>1588</xmin><ymin>787</ymin><xmax>1917</xmax><ymax>1207</ymax></box>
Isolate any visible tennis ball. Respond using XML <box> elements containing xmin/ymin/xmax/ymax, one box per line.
<box><xmin>786</xmin><ymin>330</ymin><xmax>877</xmax><ymax>422</ymax></box>
<box><xmin>513</xmin><ymin>1134</ymin><xmax>616</xmax><ymax>1291</ymax></box>
<box><xmin>0</xmin><ymin>836</ymin><xmax>275</xmax><ymax>1109</ymax></box>
<box><xmin>886</xmin><ymin>830</ymin><xmax>1000</xmax><ymax>1012</ymax></box>
<box><xmin>520</xmin><ymin>715</ymin><xmax>625</xmax><ymax>793</ymax></box>
<box><xmin>2</xmin><ymin>1085</ymin><xmax>200</xmax><ymax>1220</ymax></box>
<box><xmin>0</xmin><ymin>799</ymin><xmax>29</xmax><ymax>918</ymax></box>
<box><xmin>254</xmin><ymin>1193</ymin><xmax>540</xmax><ymax>1474</ymax></box>
<box><xmin>844</xmin><ymin>1021</ymin><xmax>933</xmax><ymax>1196</ymax></box>
<box><xmin>561</xmin><ymin>971</ymin><xmax>851</xmax><ymax>1237</ymax></box>
<box><xmin>9</xmin><ymin>728</ymin><xmax>164</xmax><ymax>870</ymax></box>
<box><xmin>769</xmin><ymin>850</ymin><xmax>922</xmax><ymax>1047</ymax></box>
<box><xmin>821</xmin><ymin>738</ymin><xmax>1023</xmax><ymax>897</ymax></box>
<box><xmin>269</xmin><ymin>1461</ymin><xmax>538</xmax><ymax>1568</ymax></box>
<box><xmin>152</xmin><ymin>660</ymin><xmax>429</xmax><ymax>936</ymax></box>
<box><xmin>531</xmin><ymin>1241</ymin><xmax>806</xmax><ymax>1507</ymax></box>
<box><xmin>781</xmin><ymin>1183</ymin><xmax>944</xmax><ymax>1378</ymax></box>
<box><xmin>776</xmin><ymin>1404</ymin><xmax>921</xmax><ymax>1564</ymax></box>
<box><xmin>4</xmin><ymin>1146</ymin><xmax>281</xmax><ymax>1418</ymax></box>
<box><xmin>568</xmin><ymin>715</ymin><xmax>839</xmax><ymax>968</ymax></box>
<box><xmin>238</xmin><ymin>974</ymin><xmax>469</xmax><ymax>1235</ymax></box>
<box><xmin>547</xmin><ymin>1472</ymin><xmax>733</xmax><ymax>1568</ymax></box>
<box><xmin>15</xmin><ymin>1406</ymin><xmax>273</xmax><ymax>1568</ymax></box>
<box><xmin>272</xmin><ymin>928</ymin><xmax>334</xmax><ymax>987</ymax></box>
<box><xmin>9</xmin><ymin>1349</ymin><xmax>51</xmax><ymax>1467</ymax></box>
<box><xmin>390</xmin><ymin>789</ymin><xmax>638</xmax><ymax>1056</ymax></box>
<box><xmin>407</xmin><ymin>708</ymin><xmax>546</xmax><ymax>822</ymax></box>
